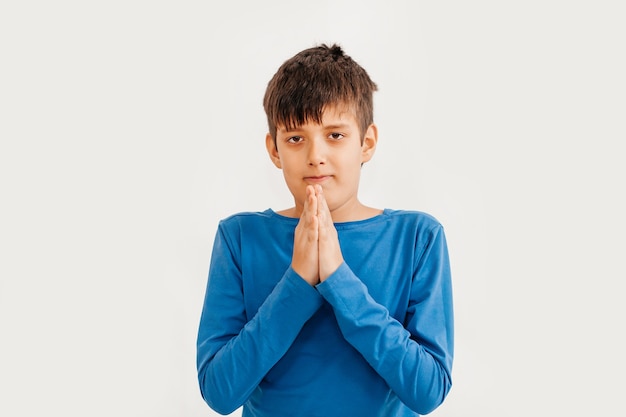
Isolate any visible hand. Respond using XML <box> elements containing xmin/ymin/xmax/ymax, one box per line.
<box><xmin>291</xmin><ymin>185</ymin><xmax>320</xmax><ymax>285</ymax></box>
<box><xmin>316</xmin><ymin>185</ymin><xmax>344</xmax><ymax>282</ymax></box>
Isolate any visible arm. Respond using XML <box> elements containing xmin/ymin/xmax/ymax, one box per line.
<box><xmin>316</xmin><ymin>225</ymin><xmax>454</xmax><ymax>415</ymax></box>
<box><xmin>196</xmin><ymin>223</ymin><xmax>324</xmax><ymax>415</ymax></box>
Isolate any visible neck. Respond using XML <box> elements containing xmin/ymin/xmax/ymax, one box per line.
<box><xmin>277</xmin><ymin>200</ymin><xmax>381</xmax><ymax>223</ymax></box>
<box><xmin>330</xmin><ymin>201</ymin><xmax>382</xmax><ymax>223</ymax></box>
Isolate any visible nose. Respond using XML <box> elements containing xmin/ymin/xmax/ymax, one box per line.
<box><xmin>307</xmin><ymin>137</ymin><xmax>326</xmax><ymax>166</ymax></box>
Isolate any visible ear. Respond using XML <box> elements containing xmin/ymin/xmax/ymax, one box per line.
<box><xmin>265</xmin><ymin>133</ymin><xmax>282</xmax><ymax>169</ymax></box>
<box><xmin>360</xmin><ymin>124</ymin><xmax>378</xmax><ymax>164</ymax></box>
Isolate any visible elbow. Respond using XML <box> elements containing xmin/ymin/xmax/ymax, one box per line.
<box><xmin>423</xmin><ymin>378</ymin><xmax>453</xmax><ymax>415</ymax></box>
<box><xmin>204</xmin><ymin>394</ymin><xmax>240</xmax><ymax>416</ymax></box>
<box><xmin>206</xmin><ymin>399</ymin><xmax>240</xmax><ymax>416</ymax></box>
<box><xmin>407</xmin><ymin>370</ymin><xmax>453</xmax><ymax>415</ymax></box>
<box><xmin>198</xmin><ymin>368</ymin><xmax>243</xmax><ymax>415</ymax></box>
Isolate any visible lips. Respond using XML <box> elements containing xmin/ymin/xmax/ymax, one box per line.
<box><xmin>304</xmin><ymin>175</ymin><xmax>332</xmax><ymax>184</ymax></box>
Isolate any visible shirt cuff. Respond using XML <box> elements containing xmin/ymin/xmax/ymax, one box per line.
<box><xmin>315</xmin><ymin>262</ymin><xmax>362</xmax><ymax>306</ymax></box>
<box><xmin>279</xmin><ymin>266</ymin><xmax>325</xmax><ymax>317</ymax></box>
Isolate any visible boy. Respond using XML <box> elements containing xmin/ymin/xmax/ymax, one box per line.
<box><xmin>197</xmin><ymin>44</ymin><xmax>454</xmax><ymax>417</ymax></box>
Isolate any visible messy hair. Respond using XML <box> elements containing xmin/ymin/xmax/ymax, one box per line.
<box><xmin>263</xmin><ymin>43</ymin><xmax>378</xmax><ymax>145</ymax></box>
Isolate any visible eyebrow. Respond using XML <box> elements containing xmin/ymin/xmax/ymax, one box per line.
<box><xmin>280</xmin><ymin>123</ymin><xmax>351</xmax><ymax>133</ymax></box>
<box><xmin>324</xmin><ymin>123</ymin><xmax>351</xmax><ymax>130</ymax></box>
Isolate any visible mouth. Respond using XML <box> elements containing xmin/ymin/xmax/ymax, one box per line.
<box><xmin>303</xmin><ymin>175</ymin><xmax>332</xmax><ymax>184</ymax></box>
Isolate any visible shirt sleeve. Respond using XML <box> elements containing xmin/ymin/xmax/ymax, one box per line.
<box><xmin>196</xmin><ymin>222</ymin><xmax>324</xmax><ymax>415</ymax></box>
<box><xmin>316</xmin><ymin>224</ymin><xmax>454</xmax><ymax>415</ymax></box>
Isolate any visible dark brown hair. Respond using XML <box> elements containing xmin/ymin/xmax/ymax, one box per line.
<box><xmin>263</xmin><ymin>43</ymin><xmax>378</xmax><ymax>144</ymax></box>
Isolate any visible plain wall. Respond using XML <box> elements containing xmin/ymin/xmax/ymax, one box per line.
<box><xmin>1</xmin><ymin>1</ymin><xmax>625</xmax><ymax>416</ymax></box>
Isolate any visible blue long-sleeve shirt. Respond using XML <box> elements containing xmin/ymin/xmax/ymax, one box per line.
<box><xmin>197</xmin><ymin>209</ymin><xmax>454</xmax><ymax>417</ymax></box>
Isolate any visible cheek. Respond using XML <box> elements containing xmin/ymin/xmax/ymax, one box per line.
<box><xmin>344</xmin><ymin>156</ymin><xmax>364</xmax><ymax>180</ymax></box>
<box><xmin>281</xmin><ymin>170</ymin><xmax>305</xmax><ymax>198</ymax></box>
<box><xmin>281</xmin><ymin>162</ymin><xmax>299</xmax><ymax>182</ymax></box>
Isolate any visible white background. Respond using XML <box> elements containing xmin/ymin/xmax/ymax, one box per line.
<box><xmin>1</xmin><ymin>1</ymin><xmax>625</xmax><ymax>416</ymax></box>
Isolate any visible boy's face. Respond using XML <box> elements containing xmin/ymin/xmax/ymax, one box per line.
<box><xmin>266</xmin><ymin>105</ymin><xmax>377</xmax><ymax>220</ymax></box>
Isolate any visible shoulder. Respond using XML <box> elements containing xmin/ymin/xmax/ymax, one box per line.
<box><xmin>383</xmin><ymin>210</ymin><xmax>450</xmax><ymax>272</ymax></box>
<box><xmin>219</xmin><ymin>209</ymin><xmax>274</xmax><ymax>227</ymax></box>
<box><xmin>217</xmin><ymin>209</ymin><xmax>297</xmax><ymax>236</ymax></box>
<box><xmin>383</xmin><ymin>209</ymin><xmax>444</xmax><ymax>232</ymax></box>
<box><xmin>217</xmin><ymin>209</ymin><xmax>270</xmax><ymax>233</ymax></box>
<box><xmin>382</xmin><ymin>209</ymin><xmax>447</xmax><ymax>254</ymax></box>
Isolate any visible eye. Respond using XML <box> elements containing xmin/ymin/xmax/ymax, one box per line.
<box><xmin>329</xmin><ymin>132</ymin><xmax>344</xmax><ymax>140</ymax></box>
<box><xmin>286</xmin><ymin>136</ymin><xmax>303</xmax><ymax>144</ymax></box>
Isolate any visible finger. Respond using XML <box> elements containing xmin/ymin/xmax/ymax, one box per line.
<box><xmin>302</xmin><ymin>185</ymin><xmax>313</xmax><ymax>217</ymax></box>
<box><xmin>304</xmin><ymin>185</ymin><xmax>312</xmax><ymax>208</ymax></box>
<box><xmin>314</xmin><ymin>185</ymin><xmax>320</xmax><ymax>213</ymax></box>
<box><xmin>302</xmin><ymin>186</ymin><xmax>318</xmax><ymax>235</ymax></box>
<box><xmin>316</xmin><ymin>185</ymin><xmax>330</xmax><ymax>224</ymax></box>
<box><xmin>308</xmin><ymin>185</ymin><xmax>318</xmax><ymax>222</ymax></box>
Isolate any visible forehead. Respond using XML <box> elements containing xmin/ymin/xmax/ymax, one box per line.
<box><xmin>277</xmin><ymin>104</ymin><xmax>358</xmax><ymax>133</ymax></box>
